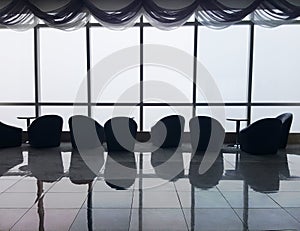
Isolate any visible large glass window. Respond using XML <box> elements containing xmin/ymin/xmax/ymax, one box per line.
<box><xmin>144</xmin><ymin>27</ymin><xmax>194</xmax><ymax>103</ymax></box>
<box><xmin>197</xmin><ymin>25</ymin><xmax>250</xmax><ymax>103</ymax></box>
<box><xmin>90</xmin><ymin>27</ymin><xmax>140</xmax><ymax>103</ymax></box>
<box><xmin>0</xmin><ymin>30</ymin><xmax>34</xmax><ymax>102</ymax></box>
<box><xmin>252</xmin><ymin>25</ymin><xmax>300</xmax><ymax>102</ymax></box>
<box><xmin>40</xmin><ymin>28</ymin><xmax>87</xmax><ymax>103</ymax></box>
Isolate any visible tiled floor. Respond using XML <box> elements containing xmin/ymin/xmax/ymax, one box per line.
<box><xmin>1</xmin><ymin>144</ymin><xmax>300</xmax><ymax>230</ymax></box>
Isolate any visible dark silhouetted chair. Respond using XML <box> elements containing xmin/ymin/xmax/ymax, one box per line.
<box><xmin>104</xmin><ymin>117</ymin><xmax>137</xmax><ymax>152</ymax></box>
<box><xmin>238</xmin><ymin>118</ymin><xmax>282</xmax><ymax>154</ymax></box>
<box><xmin>151</xmin><ymin>115</ymin><xmax>185</xmax><ymax>148</ymax></box>
<box><xmin>276</xmin><ymin>113</ymin><xmax>293</xmax><ymax>149</ymax></box>
<box><xmin>189</xmin><ymin>116</ymin><xmax>225</xmax><ymax>152</ymax></box>
<box><xmin>0</xmin><ymin>148</ymin><xmax>23</xmax><ymax>176</ymax></box>
<box><xmin>69</xmin><ymin>115</ymin><xmax>105</xmax><ymax>150</ymax></box>
<box><xmin>28</xmin><ymin>115</ymin><xmax>63</xmax><ymax>148</ymax></box>
<box><xmin>104</xmin><ymin>151</ymin><xmax>137</xmax><ymax>190</ymax></box>
<box><xmin>0</xmin><ymin>122</ymin><xmax>22</xmax><ymax>148</ymax></box>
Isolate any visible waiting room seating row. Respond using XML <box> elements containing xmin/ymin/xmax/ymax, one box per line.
<box><xmin>0</xmin><ymin>113</ymin><xmax>293</xmax><ymax>155</ymax></box>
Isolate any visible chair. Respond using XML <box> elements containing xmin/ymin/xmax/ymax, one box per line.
<box><xmin>0</xmin><ymin>122</ymin><xmax>22</xmax><ymax>148</ymax></box>
<box><xmin>28</xmin><ymin>115</ymin><xmax>63</xmax><ymax>148</ymax></box>
<box><xmin>104</xmin><ymin>117</ymin><xmax>137</xmax><ymax>152</ymax></box>
<box><xmin>189</xmin><ymin>116</ymin><xmax>225</xmax><ymax>152</ymax></box>
<box><xmin>69</xmin><ymin>115</ymin><xmax>105</xmax><ymax>150</ymax></box>
<box><xmin>276</xmin><ymin>113</ymin><xmax>293</xmax><ymax>149</ymax></box>
<box><xmin>238</xmin><ymin>118</ymin><xmax>282</xmax><ymax>154</ymax></box>
<box><xmin>151</xmin><ymin>115</ymin><xmax>185</xmax><ymax>148</ymax></box>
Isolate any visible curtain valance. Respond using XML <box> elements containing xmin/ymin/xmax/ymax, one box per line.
<box><xmin>1</xmin><ymin>0</ymin><xmax>300</xmax><ymax>30</ymax></box>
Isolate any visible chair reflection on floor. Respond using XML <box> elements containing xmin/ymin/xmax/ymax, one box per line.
<box><xmin>0</xmin><ymin>147</ymin><xmax>23</xmax><ymax>177</ymax></box>
<box><xmin>188</xmin><ymin>152</ymin><xmax>224</xmax><ymax>189</ymax></box>
<box><xmin>69</xmin><ymin>148</ymin><xmax>105</xmax><ymax>185</ymax></box>
<box><xmin>151</xmin><ymin>148</ymin><xmax>184</xmax><ymax>182</ymax></box>
<box><xmin>104</xmin><ymin>151</ymin><xmax>137</xmax><ymax>190</ymax></box>
<box><xmin>27</xmin><ymin>148</ymin><xmax>64</xmax><ymax>231</ymax></box>
<box><xmin>28</xmin><ymin>148</ymin><xmax>64</xmax><ymax>183</ymax></box>
<box><xmin>239</xmin><ymin>151</ymin><xmax>290</xmax><ymax>193</ymax></box>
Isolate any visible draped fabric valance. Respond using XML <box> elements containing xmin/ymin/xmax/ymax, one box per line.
<box><xmin>1</xmin><ymin>0</ymin><xmax>300</xmax><ymax>30</ymax></box>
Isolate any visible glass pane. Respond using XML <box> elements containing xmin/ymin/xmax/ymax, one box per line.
<box><xmin>144</xmin><ymin>27</ymin><xmax>194</xmax><ymax>103</ymax></box>
<box><xmin>41</xmin><ymin>106</ymin><xmax>88</xmax><ymax>131</ymax></box>
<box><xmin>92</xmin><ymin>106</ymin><xmax>140</xmax><ymax>130</ymax></box>
<box><xmin>251</xmin><ymin>106</ymin><xmax>300</xmax><ymax>132</ymax></box>
<box><xmin>196</xmin><ymin>106</ymin><xmax>247</xmax><ymax>132</ymax></box>
<box><xmin>90</xmin><ymin>27</ymin><xmax>140</xmax><ymax>103</ymax></box>
<box><xmin>197</xmin><ymin>25</ymin><xmax>250</xmax><ymax>103</ymax></box>
<box><xmin>0</xmin><ymin>30</ymin><xmax>34</xmax><ymax>102</ymax></box>
<box><xmin>253</xmin><ymin>25</ymin><xmax>300</xmax><ymax>102</ymax></box>
<box><xmin>143</xmin><ymin>106</ymin><xmax>192</xmax><ymax>131</ymax></box>
<box><xmin>0</xmin><ymin>106</ymin><xmax>35</xmax><ymax>130</ymax></box>
<box><xmin>40</xmin><ymin>28</ymin><xmax>87</xmax><ymax>103</ymax></box>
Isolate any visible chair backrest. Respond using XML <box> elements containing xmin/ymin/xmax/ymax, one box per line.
<box><xmin>189</xmin><ymin>116</ymin><xmax>225</xmax><ymax>152</ymax></box>
<box><xmin>276</xmin><ymin>113</ymin><xmax>293</xmax><ymax>149</ymax></box>
<box><xmin>239</xmin><ymin>118</ymin><xmax>282</xmax><ymax>154</ymax></box>
<box><xmin>151</xmin><ymin>115</ymin><xmax>185</xmax><ymax>148</ymax></box>
<box><xmin>0</xmin><ymin>122</ymin><xmax>22</xmax><ymax>148</ymax></box>
<box><xmin>104</xmin><ymin>117</ymin><xmax>137</xmax><ymax>152</ymax></box>
<box><xmin>28</xmin><ymin>115</ymin><xmax>63</xmax><ymax>148</ymax></box>
<box><xmin>69</xmin><ymin>115</ymin><xmax>105</xmax><ymax>150</ymax></box>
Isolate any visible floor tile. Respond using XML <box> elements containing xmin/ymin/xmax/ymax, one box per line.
<box><xmin>222</xmin><ymin>191</ymin><xmax>280</xmax><ymax>208</ymax></box>
<box><xmin>0</xmin><ymin>209</ymin><xmax>28</xmax><ymax>230</ymax></box>
<box><xmin>0</xmin><ymin>193</ymin><xmax>36</xmax><ymax>209</ymax></box>
<box><xmin>11</xmin><ymin>208</ymin><xmax>79</xmax><ymax>231</ymax></box>
<box><xmin>179</xmin><ymin>191</ymin><xmax>231</xmax><ymax>208</ymax></box>
<box><xmin>6</xmin><ymin>177</ymin><xmax>53</xmax><ymax>193</ymax></box>
<box><xmin>130</xmin><ymin>209</ymin><xmax>188</xmax><ymax>231</ymax></box>
<box><xmin>0</xmin><ymin>179</ymin><xmax>20</xmax><ymax>193</ymax></box>
<box><xmin>47</xmin><ymin>177</ymin><xmax>91</xmax><ymax>193</ymax></box>
<box><xmin>71</xmin><ymin>209</ymin><xmax>131</xmax><ymax>231</ymax></box>
<box><xmin>269</xmin><ymin>192</ymin><xmax>300</xmax><ymax>207</ymax></box>
<box><xmin>183</xmin><ymin>208</ymin><xmax>244</xmax><ymax>231</ymax></box>
<box><xmin>83</xmin><ymin>191</ymin><xmax>134</xmax><ymax>209</ymax></box>
<box><xmin>132</xmin><ymin>190</ymin><xmax>181</xmax><ymax>209</ymax></box>
<box><xmin>41</xmin><ymin>192</ymin><xmax>87</xmax><ymax>209</ymax></box>
<box><xmin>235</xmin><ymin>208</ymin><xmax>300</xmax><ymax>230</ymax></box>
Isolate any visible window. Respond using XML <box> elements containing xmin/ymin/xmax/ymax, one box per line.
<box><xmin>90</xmin><ymin>27</ymin><xmax>140</xmax><ymax>103</ymax></box>
<box><xmin>40</xmin><ymin>28</ymin><xmax>87</xmax><ymax>103</ymax></box>
<box><xmin>0</xmin><ymin>30</ymin><xmax>34</xmax><ymax>102</ymax></box>
<box><xmin>253</xmin><ymin>25</ymin><xmax>300</xmax><ymax>102</ymax></box>
<box><xmin>197</xmin><ymin>25</ymin><xmax>250</xmax><ymax>103</ymax></box>
<box><xmin>144</xmin><ymin>27</ymin><xmax>194</xmax><ymax>103</ymax></box>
